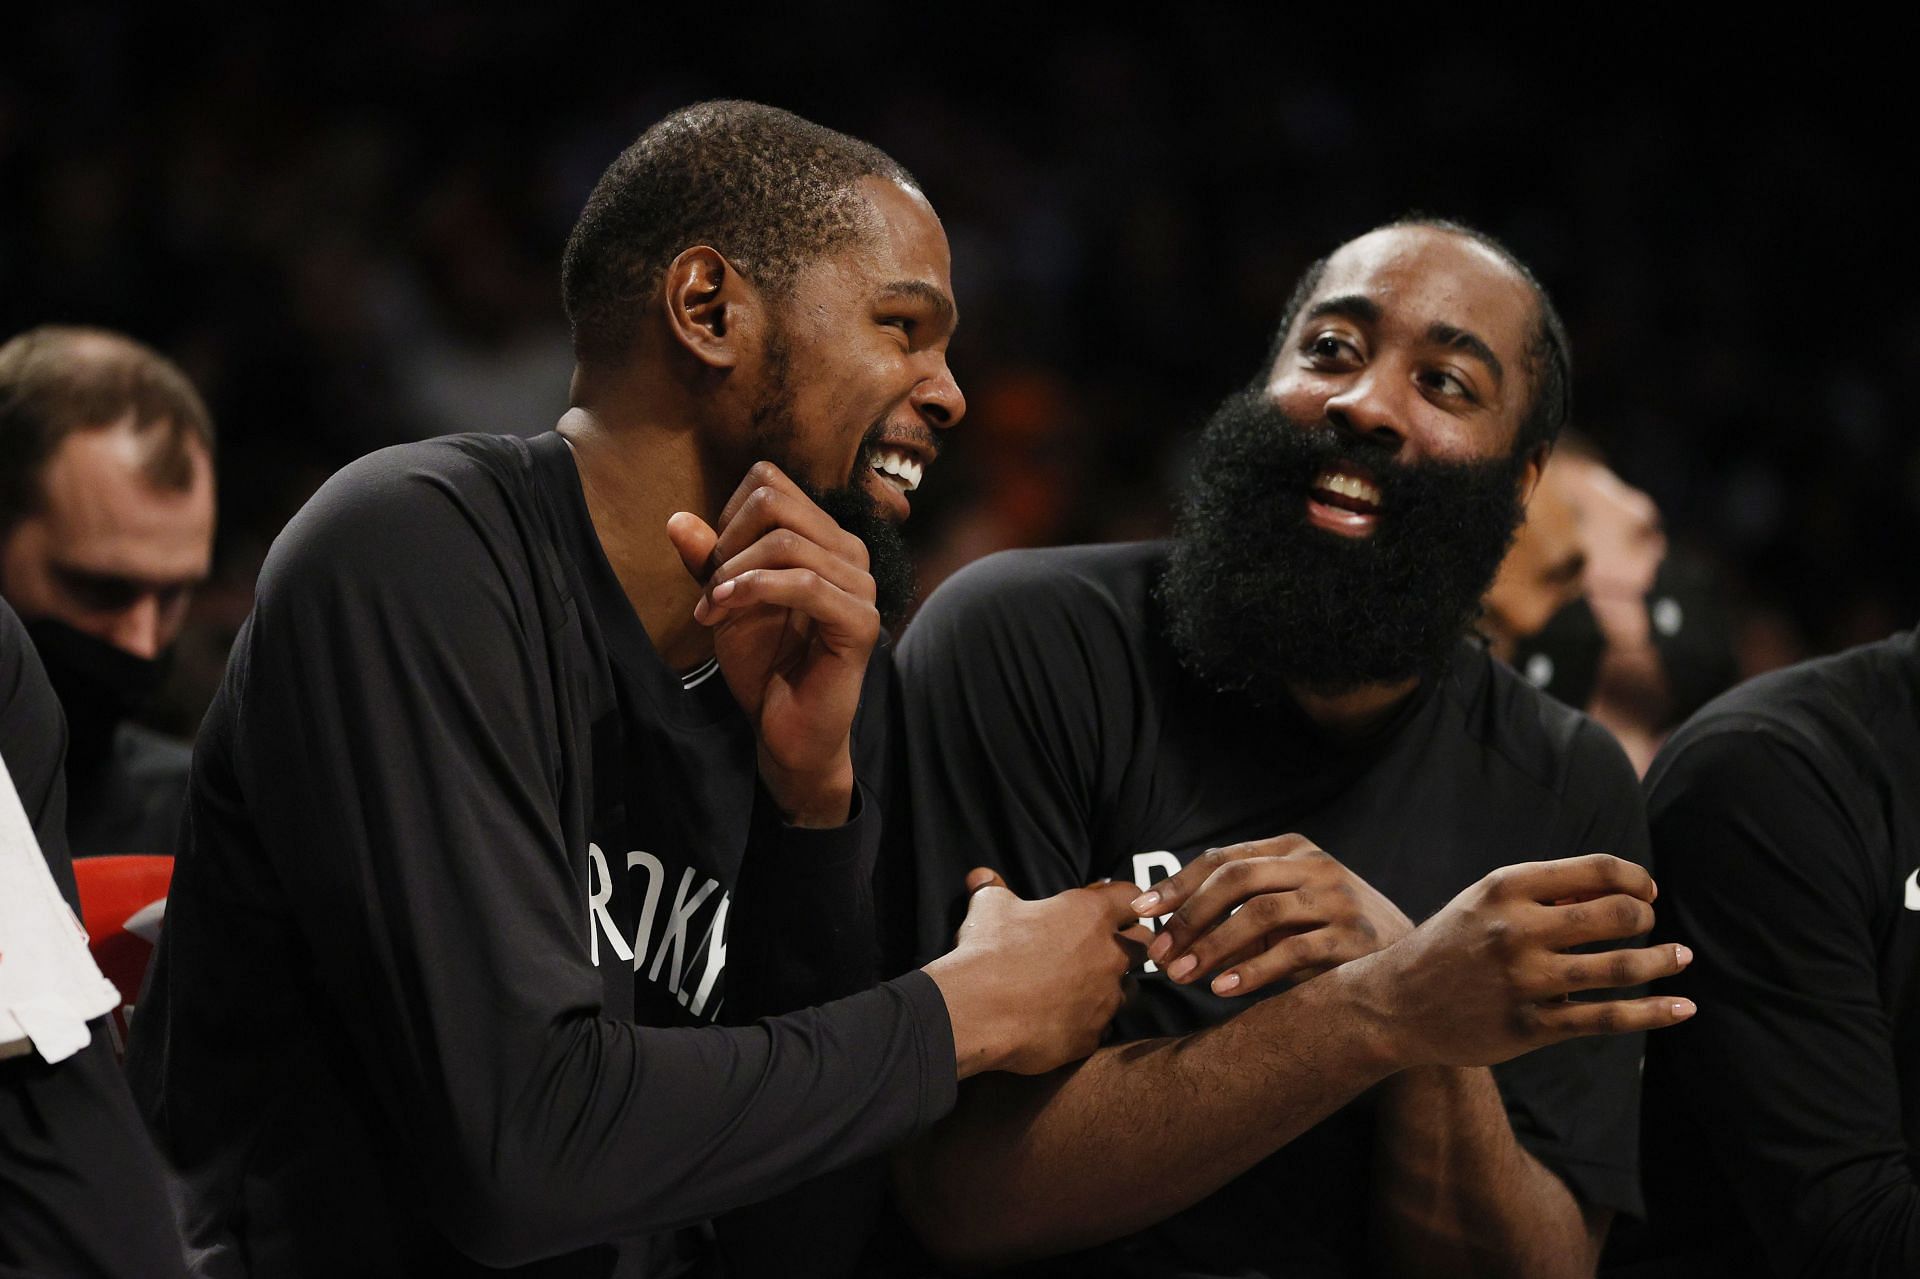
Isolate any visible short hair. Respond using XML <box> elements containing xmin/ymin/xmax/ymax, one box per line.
<box><xmin>0</xmin><ymin>326</ymin><xmax>215</xmax><ymax>533</ymax></box>
<box><xmin>562</xmin><ymin>100</ymin><xmax>917</xmax><ymax>367</ymax></box>
<box><xmin>1261</xmin><ymin>217</ymin><xmax>1573</xmax><ymax>457</ymax></box>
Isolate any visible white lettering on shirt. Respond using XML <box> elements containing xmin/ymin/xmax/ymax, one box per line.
<box><xmin>586</xmin><ymin>843</ymin><xmax>634</xmax><ymax>967</ymax></box>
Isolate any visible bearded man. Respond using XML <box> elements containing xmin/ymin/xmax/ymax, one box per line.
<box><xmin>888</xmin><ymin>220</ymin><xmax>1693</xmax><ymax>1278</ymax></box>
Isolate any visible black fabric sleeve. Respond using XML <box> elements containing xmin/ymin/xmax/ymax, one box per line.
<box><xmin>1489</xmin><ymin>718</ymin><xmax>1651</xmax><ymax>1220</ymax></box>
<box><xmin>894</xmin><ymin>551</ymin><xmax>1136</xmax><ymax>963</ymax></box>
<box><xmin>1644</xmin><ymin>725</ymin><xmax>1920</xmax><ymax>1276</ymax></box>
<box><xmin>0</xmin><ymin>603</ymin><xmax>189</xmax><ymax>1279</ymax></box>
<box><xmin>229</xmin><ymin>461</ymin><xmax>954</xmax><ymax>1268</ymax></box>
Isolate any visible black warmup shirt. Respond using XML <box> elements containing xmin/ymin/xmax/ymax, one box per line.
<box><xmin>126</xmin><ymin>433</ymin><xmax>956</xmax><ymax>1277</ymax></box>
<box><xmin>893</xmin><ymin>543</ymin><xmax>1647</xmax><ymax>1278</ymax></box>
<box><xmin>1638</xmin><ymin>628</ymin><xmax>1920</xmax><ymax>1276</ymax></box>
<box><xmin>0</xmin><ymin>599</ymin><xmax>187</xmax><ymax>1278</ymax></box>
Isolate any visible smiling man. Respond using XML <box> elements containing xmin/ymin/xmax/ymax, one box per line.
<box><xmin>127</xmin><ymin>102</ymin><xmax>1142</xmax><ymax>1278</ymax></box>
<box><xmin>891</xmin><ymin>220</ymin><xmax>1691</xmax><ymax>1277</ymax></box>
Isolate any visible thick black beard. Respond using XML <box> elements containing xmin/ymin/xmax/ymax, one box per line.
<box><xmin>1158</xmin><ymin>388</ymin><xmax>1526</xmax><ymax>704</ymax></box>
<box><xmin>748</xmin><ymin>332</ymin><xmax>917</xmax><ymax>628</ymax></box>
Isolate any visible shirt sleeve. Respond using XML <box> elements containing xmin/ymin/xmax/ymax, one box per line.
<box><xmin>894</xmin><ymin>551</ymin><xmax>1137</xmax><ymax>963</ymax></box>
<box><xmin>1488</xmin><ymin>717</ymin><xmax>1652</xmax><ymax>1220</ymax></box>
<box><xmin>0</xmin><ymin>602</ymin><xmax>189</xmax><ymax>1279</ymax></box>
<box><xmin>1642</xmin><ymin>724</ymin><xmax>1920</xmax><ymax>1276</ymax></box>
<box><xmin>215</xmin><ymin>457</ymin><xmax>955</xmax><ymax>1268</ymax></box>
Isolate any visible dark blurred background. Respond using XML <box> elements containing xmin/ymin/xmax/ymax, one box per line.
<box><xmin>3</xmin><ymin>9</ymin><xmax>1911</xmax><ymax>734</ymax></box>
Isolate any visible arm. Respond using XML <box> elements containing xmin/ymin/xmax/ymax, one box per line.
<box><xmin>229</xmin><ymin>463</ymin><xmax>958</xmax><ymax>1267</ymax></box>
<box><xmin>898</xmin><ymin>855</ymin><xmax>1689</xmax><ymax>1270</ymax></box>
<box><xmin>0</xmin><ymin>602</ymin><xmax>188</xmax><ymax>1279</ymax></box>
<box><xmin>1368</xmin><ymin>725</ymin><xmax>1655</xmax><ymax>1279</ymax></box>
<box><xmin>1368</xmin><ymin>1067</ymin><xmax>1607</xmax><ymax>1278</ymax></box>
<box><xmin>1644</xmin><ymin>727</ymin><xmax>1920</xmax><ymax>1276</ymax></box>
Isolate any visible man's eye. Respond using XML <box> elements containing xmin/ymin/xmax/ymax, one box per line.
<box><xmin>881</xmin><ymin>316</ymin><xmax>914</xmax><ymax>333</ymax></box>
<box><xmin>1307</xmin><ymin>334</ymin><xmax>1355</xmax><ymax>361</ymax></box>
<box><xmin>1422</xmin><ymin>369</ymin><xmax>1475</xmax><ymax>401</ymax></box>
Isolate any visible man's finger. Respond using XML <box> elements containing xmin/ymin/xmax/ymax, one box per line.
<box><xmin>665</xmin><ymin>511</ymin><xmax>720</xmax><ymax>586</ymax></box>
<box><xmin>966</xmin><ymin>867</ymin><xmax>1009</xmax><ymax>895</ymax></box>
<box><xmin>709</xmin><ymin>529</ymin><xmax>877</xmax><ymax>606</ymax></box>
<box><xmin>698</xmin><ymin>569</ymin><xmax>880</xmax><ymax>653</ymax></box>
<box><xmin>1151</xmin><ymin>858</ymin><xmax>1316</xmax><ymax>966</ymax></box>
<box><xmin>1543</xmin><ymin>944</ymin><xmax>1691</xmax><ymax>996</ymax></box>
<box><xmin>717</xmin><ymin>460</ymin><xmax>808</xmax><ymax>530</ymax></box>
<box><xmin>1129</xmin><ymin>835</ymin><xmax>1315</xmax><ymax>917</ymax></box>
<box><xmin>1540</xmin><ymin>893</ymin><xmax>1656</xmax><ymax>947</ymax></box>
<box><xmin>1529</xmin><ymin>994</ymin><xmax>1697</xmax><ymax>1040</ymax></box>
<box><xmin>1508</xmin><ymin>853</ymin><xmax>1655</xmax><ymax>906</ymax></box>
<box><xmin>1160</xmin><ymin>894</ymin><xmax>1320</xmax><ymax>983</ymax></box>
<box><xmin>712</xmin><ymin>473</ymin><xmax>866</xmax><ymax>570</ymax></box>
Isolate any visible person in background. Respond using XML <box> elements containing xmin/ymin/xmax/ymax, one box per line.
<box><xmin>0</xmin><ymin>326</ymin><xmax>217</xmax><ymax>856</ymax></box>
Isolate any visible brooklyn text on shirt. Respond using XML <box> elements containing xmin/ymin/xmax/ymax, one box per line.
<box><xmin>585</xmin><ymin>843</ymin><xmax>729</xmax><ymax>1020</ymax></box>
<box><xmin>1904</xmin><ymin>867</ymin><xmax>1920</xmax><ymax>912</ymax></box>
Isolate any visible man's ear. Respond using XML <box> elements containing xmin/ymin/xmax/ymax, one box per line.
<box><xmin>1516</xmin><ymin>443</ymin><xmax>1551</xmax><ymax>508</ymax></box>
<box><xmin>661</xmin><ymin>246</ymin><xmax>757</xmax><ymax>371</ymax></box>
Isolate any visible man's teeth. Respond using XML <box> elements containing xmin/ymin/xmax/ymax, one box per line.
<box><xmin>870</xmin><ymin>450</ymin><xmax>923</xmax><ymax>493</ymax></box>
<box><xmin>1314</xmin><ymin>470</ymin><xmax>1382</xmax><ymax>508</ymax></box>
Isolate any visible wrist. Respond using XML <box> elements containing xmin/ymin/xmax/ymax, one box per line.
<box><xmin>1323</xmin><ymin>950</ymin><xmax>1417</xmax><ymax>1076</ymax></box>
<box><xmin>761</xmin><ymin>752</ymin><xmax>855</xmax><ymax>828</ymax></box>
<box><xmin>923</xmin><ymin>950</ymin><xmax>1007</xmax><ymax>1080</ymax></box>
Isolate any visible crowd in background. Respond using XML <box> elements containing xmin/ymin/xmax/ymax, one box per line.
<box><xmin>3</xmin><ymin>10</ymin><xmax>1911</xmax><ymax>737</ymax></box>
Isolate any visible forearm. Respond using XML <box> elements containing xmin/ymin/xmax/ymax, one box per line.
<box><xmin>1369</xmin><ymin>1066</ymin><xmax>1599</xmax><ymax>1279</ymax></box>
<box><xmin>895</xmin><ymin>964</ymin><xmax>1401</xmax><ymax>1271</ymax></box>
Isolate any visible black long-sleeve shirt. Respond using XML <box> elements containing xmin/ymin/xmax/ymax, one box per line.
<box><xmin>126</xmin><ymin>433</ymin><xmax>956</xmax><ymax>1277</ymax></box>
<box><xmin>1</xmin><ymin>598</ymin><xmax>188</xmax><ymax>1279</ymax></box>
<box><xmin>1640</xmin><ymin>627</ymin><xmax>1920</xmax><ymax>1277</ymax></box>
<box><xmin>890</xmin><ymin>543</ymin><xmax>1646</xmax><ymax>1278</ymax></box>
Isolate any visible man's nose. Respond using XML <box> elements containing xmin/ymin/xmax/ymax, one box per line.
<box><xmin>912</xmin><ymin>358</ymin><xmax>966</xmax><ymax>431</ymax></box>
<box><xmin>1322</xmin><ymin>366</ymin><xmax>1408</xmax><ymax>454</ymax></box>
<box><xmin>107</xmin><ymin>596</ymin><xmax>166</xmax><ymax>661</ymax></box>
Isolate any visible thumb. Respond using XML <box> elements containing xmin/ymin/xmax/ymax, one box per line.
<box><xmin>665</xmin><ymin>511</ymin><xmax>720</xmax><ymax>587</ymax></box>
<box><xmin>965</xmin><ymin>866</ymin><xmax>1010</xmax><ymax>895</ymax></box>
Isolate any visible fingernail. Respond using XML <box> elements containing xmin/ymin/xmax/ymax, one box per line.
<box><xmin>1674</xmin><ymin>944</ymin><xmax>1693</xmax><ymax>966</ymax></box>
<box><xmin>1672</xmin><ymin>998</ymin><xmax>1696</xmax><ymax>1018</ymax></box>
<box><xmin>1147</xmin><ymin>933</ymin><xmax>1172</xmax><ymax>963</ymax></box>
<box><xmin>1167</xmin><ymin>954</ymin><xmax>1196</xmax><ymax>981</ymax></box>
<box><xmin>1130</xmin><ymin>891</ymin><xmax>1160</xmax><ymax>915</ymax></box>
<box><xmin>1212</xmin><ymin>972</ymin><xmax>1241</xmax><ymax>995</ymax></box>
<box><xmin>713</xmin><ymin>579</ymin><xmax>736</xmax><ymax>601</ymax></box>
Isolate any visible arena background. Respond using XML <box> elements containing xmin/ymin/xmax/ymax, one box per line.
<box><xmin>2</xmin><ymin>12</ymin><xmax>1908</xmax><ymax>736</ymax></box>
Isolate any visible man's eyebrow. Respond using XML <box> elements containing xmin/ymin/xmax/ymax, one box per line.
<box><xmin>876</xmin><ymin>280</ymin><xmax>957</xmax><ymax>334</ymax></box>
<box><xmin>1302</xmin><ymin>295</ymin><xmax>1382</xmax><ymax>328</ymax></box>
<box><xmin>1428</xmin><ymin>322</ymin><xmax>1505</xmax><ymax>388</ymax></box>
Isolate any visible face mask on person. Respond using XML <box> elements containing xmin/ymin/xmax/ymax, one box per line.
<box><xmin>1644</xmin><ymin>554</ymin><xmax>1740</xmax><ymax>726</ymax></box>
<box><xmin>20</xmin><ymin>617</ymin><xmax>170</xmax><ymax>775</ymax></box>
<box><xmin>1509</xmin><ymin>595</ymin><xmax>1606</xmax><ymax>712</ymax></box>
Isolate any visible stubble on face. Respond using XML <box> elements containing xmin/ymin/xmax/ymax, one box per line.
<box><xmin>1158</xmin><ymin>388</ymin><xmax>1528</xmax><ymax>704</ymax></box>
<box><xmin>745</xmin><ymin>321</ymin><xmax>917</xmax><ymax>626</ymax></box>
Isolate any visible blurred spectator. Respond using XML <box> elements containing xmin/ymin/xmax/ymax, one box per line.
<box><xmin>1482</xmin><ymin>435</ymin><xmax>1738</xmax><ymax>774</ymax></box>
<box><xmin>0</xmin><ymin>326</ymin><xmax>216</xmax><ymax>856</ymax></box>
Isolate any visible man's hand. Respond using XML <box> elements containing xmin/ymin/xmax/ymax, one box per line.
<box><xmin>1130</xmin><ymin>835</ymin><xmax>1414</xmax><ymax>997</ymax></box>
<box><xmin>923</xmin><ymin>872</ymin><xmax>1145</xmax><ymax>1079</ymax></box>
<box><xmin>1350</xmin><ymin>853</ymin><xmax>1694</xmax><ymax>1068</ymax></box>
<box><xmin>666</xmin><ymin>462</ymin><xmax>879</xmax><ymax>828</ymax></box>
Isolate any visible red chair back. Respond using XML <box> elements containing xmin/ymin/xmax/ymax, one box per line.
<box><xmin>71</xmin><ymin>854</ymin><xmax>174</xmax><ymax>1055</ymax></box>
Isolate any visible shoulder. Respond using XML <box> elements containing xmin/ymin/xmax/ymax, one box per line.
<box><xmin>1647</xmin><ymin>632</ymin><xmax>1919</xmax><ymax>836</ymax></box>
<box><xmin>1450</xmin><ymin>641</ymin><xmax>1640</xmax><ymax>806</ymax></box>
<box><xmin>902</xmin><ymin>542</ymin><xmax>1163</xmax><ymax>662</ymax></box>
<box><xmin>260</xmin><ymin>435</ymin><xmax>540</xmax><ymax>603</ymax></box>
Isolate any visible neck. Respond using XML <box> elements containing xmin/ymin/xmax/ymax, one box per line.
<box><xmin>556</xmin><ymin>396</ymin><xmax>727</xmax><ymax>672</ymax></box>
<box><xmin>1287</xmin><ymin>675</ymin><xmax>1422</xmax><ymax>738</ymax></box>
